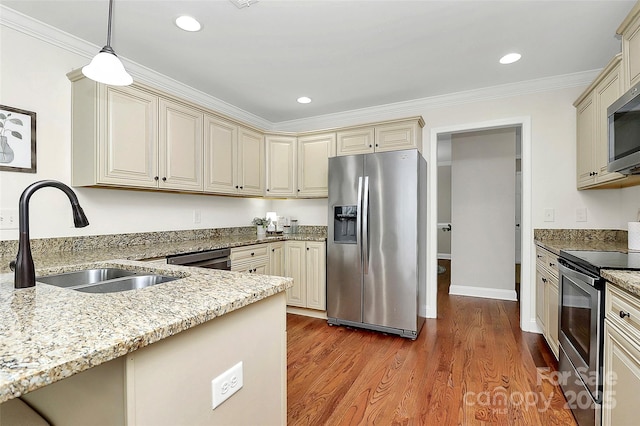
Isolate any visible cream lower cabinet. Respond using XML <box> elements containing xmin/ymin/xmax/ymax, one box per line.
<box><xmin>265</xmin><ymin>135</ymin><xmax>297</xmax><ymax>197</ymax></box>
<box><xmin>70</xmin><ymin>76</ymin><xmax>203</xmax><ymax>191</ymax></box>
<box><xmin>297</xmin><ymin>132</ymin><xmax>336</xmax><ymax>198</ymax></box>
<box><xmin>269</xmin><ymin>242</ymin><xmax>285</xmax><ymax>277</ymax></box>
<box><xmin>230</xmin><ymin>244</ymin><xmax>270</xmax><ymax>274</ymax></box>
<box><xmin>284</xmin><ymin>241</ymin><xmax>326</xmax><ymax>310</ymax></box>
<box><xmin>602</xmin><ymin>284</ymin><xmax>640</xmax><ymax>425</ymax></box>
<box><xmin>535</xmin><ymin>245</ymin><xmax>559</xmax><ymax>359</ymax></box>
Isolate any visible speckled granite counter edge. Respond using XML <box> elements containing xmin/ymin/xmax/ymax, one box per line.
<box><xmin>600</xmin><ymin>270</ymin><xmax>640</xmax><ymax>298</ymax></box>
<box><xmin>0</xmin><ymin>259</ymin><xmax>293</xmax><ymax>403</ymax></box>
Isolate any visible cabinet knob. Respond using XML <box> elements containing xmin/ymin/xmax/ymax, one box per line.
<box><xmin>306</xmin><ymin>247</ymin><xmax>309</xmax><ymax>251</ymax></box>
<box><xmin>537</xmin><ymin>254</ymin><xmax>543</xmax><ymax>258</ymax></box>
<box><xmin>297</xmin><ymin>189</ymin><xmax>300</xmax><ymax>192</ymax></box>
<box><xmin>235</xmin><ymin>185</ymin><xmax>239</xmax><ymax>189</ymax></box>
<box><xmin>549</xmin><ymin>262</ymin><xmax>556</xmax><ymax>267</ymax></box>
<box><xmin>542</xmin><ymin>277</ymin><xmax>547</xmax><ymax>283</ymax></box>
<box><xmin>375</xmin><ymin>144</ymin><xmax>379</xmax><ymax>147</ymax></box>
<box><xmin>620</xmin><ymin>310</ymin><xmax>631</xmax><ymax>319</ymax></box>
<box><xmin>162</xmin><ymin>177</ymin><xmax>167</xmax><ymax>182</ymax></box>
<box><xmin>240</xmin><ymin>186</ymin><xmax>243</xmax><ymax>189</ymax></box>
<box><xmin>272</xmin><ymin>249</ymin><xmax>275</xmax><ymax>252</ymax></box>
<box><xmin>266</xmin><ymin>189</ymin><xmax>270</xmax><ymax>192</ymax></box>
<box><xmin>251</xmin><ymin>252</ymin><xmax>255</xmax><ymax>256</ymax></box>
<box><xmin>154</xmin><ymin>176</ymin><xmax>159</xmax><ymax>181</ymax></box>
<box><xmin>369</xmin><ymin>144</ymin><xmax>372</xmax><ymax>148</ymax></box>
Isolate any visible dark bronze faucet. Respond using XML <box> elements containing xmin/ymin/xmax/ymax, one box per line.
<box><xmin>10</xmin><ymin>180</ymin><xmax>89</xmax><ymax>289</ymax></box>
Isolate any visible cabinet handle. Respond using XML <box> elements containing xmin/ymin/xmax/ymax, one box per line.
<box><xmin>542</xmin><ymin>277</ymin><xmax>547</xmax><ymax>283</ymax></box>
<box><xmin>549</xmin><ymin>262</ymin><xmax>556</xmax><ymax>268</ymax></box>
<box><xmin>537</xmin><ymin>254</ymin><xmax>543</xmax><ymax>258</ymax></box>
<box><xmin>154</xmin><ymin>176</ymin><xmax>159</xmax><ymax>181</ymax></box>
<box><xmin>162</xmin><ymin>177</ymin><xmax>167</xmax><ymax>182</ymax></box>
<box><xmin>620</xmin><ymin>310</ymin><xmax>631</xmax><ymax>319</ymax></box>
<box><xmin>240</xmin><ymin>186</ymin><xmax>243</xmax><ymax>189</ymax></box>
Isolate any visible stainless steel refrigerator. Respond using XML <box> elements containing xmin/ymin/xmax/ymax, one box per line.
<box><xmin>327</xmin><ymin>149</ymin><xmax>427</xmax><ymax>339</ymax></box>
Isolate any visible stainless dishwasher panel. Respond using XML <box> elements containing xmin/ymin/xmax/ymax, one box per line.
<box><xmin>166</xmin><ymin>248</ymin><xmax>231</xmax><ymax>270</ymax></box>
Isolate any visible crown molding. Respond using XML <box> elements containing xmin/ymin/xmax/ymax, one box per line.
<box><xmin>0</xmin><ymin>5</ymin><xmax>272</xmax><ymax>130</ymax></box>
<box><xmin>273</xmin><ymin>70</ymin><xmax>600</xmax><ymax>132</ymax></box>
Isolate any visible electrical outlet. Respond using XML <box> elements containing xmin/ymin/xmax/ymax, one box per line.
<box><xmin>0</xmin><ymin>209</ymin><xmax>19</xmax><ymax>230</ymax></box>
<box><xmin>543</xmin><ymin>208</ymin><xmax>555</xmax><ymax>222</ymax></box>
<box><xmin>576</xmin><ymin>207</ymin><xmax>587</xmax><ymax>222</ymax></box>
<box><xmin>211</xmin><ymin>362</ymin><xmax>243</xmax><ymax>409</ymax></box>
<box><xmin>193</xmin><ymin>209</ymin><xmax>201</xmax><ymax>224</ymax></box>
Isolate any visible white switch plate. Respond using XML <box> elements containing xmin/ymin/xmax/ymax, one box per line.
<box><xmin>211</xmin><ymin>362</ymin><xmax>243</xmax><ymax>409</ymax></box>
<box><xmin>0</xmin><ymin>209</ymin><xmax>19</xmax><ymax>229</ymax></box>
<box><xmin>576</xmin><ymin>207</ymin><xmax>587</xmax><ymax>222</ymax></box>
<box><xmin>543</xmin><ymin>208</ymin><xmax>555</xmax><ymax>222</ymax></box>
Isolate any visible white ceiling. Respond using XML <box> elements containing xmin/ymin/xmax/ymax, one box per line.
<box><xmin>2</xmin><ymin>0</ymin><xmax>636</xmax><ymax>123</ymax></box>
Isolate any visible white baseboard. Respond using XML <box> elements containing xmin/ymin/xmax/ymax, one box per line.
<box><xmin>437</xmin><ymin>253</ymin><xmax>451</xmax><ymax>260</ymax></box>
<box><xmin>286</xmin><ymin>306</ymin><xmax>328</xmax><ymax>319</ymax></box>
<box><xmin>449</xmin><ymin>285</ymin><xmax>518</xmax><ymax>301</ymax></box>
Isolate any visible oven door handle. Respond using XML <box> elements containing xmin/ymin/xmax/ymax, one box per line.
<box><xmin>558</xmin><ymin>262</ymin><xmax>599</xmax><ymax>286</ymax></box>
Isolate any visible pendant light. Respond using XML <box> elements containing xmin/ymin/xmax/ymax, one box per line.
<box><xmin>82</xmin><ymin>0</ymin><xmax>133</xmax><ymax>86</ymax></box>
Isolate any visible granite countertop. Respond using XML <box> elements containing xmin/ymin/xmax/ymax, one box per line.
<box><xmin>0</xmin><ymin>232</ymin><xmax>316</xmax><ymax>403</ymax></box>
<box><xmin>535</xmin><ymin>237</ymin><xmax>640</xmax><ymax>298</ymax></box>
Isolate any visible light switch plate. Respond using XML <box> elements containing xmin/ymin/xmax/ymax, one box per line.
<box><xmin>543</xmin><ymin>208</ymin><xmax>555</xmax><ymax>222</ymax></box>
<box><xmin>576</xmin><ymin>207</ymin><xmax>587</xmax><ymax>222</ymax></box>
<box><xmin>0</xmin><ymin>209</ymin><xmax>19</xmax><ymax>229</ymax></box>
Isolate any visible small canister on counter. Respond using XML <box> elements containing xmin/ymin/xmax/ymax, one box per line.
<box><xmin>291</xmin><ymin>219</ymin><xmax>298</xmax><ymax>234</ymax></box>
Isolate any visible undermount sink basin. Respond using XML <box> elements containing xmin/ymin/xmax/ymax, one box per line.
<box><xmin>75</xmin><ymin>275</ymin><xmax>178</xmax><ymax>293</ymax></box>
<box><xmin>37</xmin><ymin>268</ymin><xmax>179</xmax><ymax>293</ymax></box>
<box><xmin>37</xmin><ymin>268</ymin><xmax>138</xmax><ymax>288</ymax></box>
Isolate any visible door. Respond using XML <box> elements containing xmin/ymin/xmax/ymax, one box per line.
<box><xmin>327</xmin><ymin>154</ymin><xmax>364</xmax><ymax>322</ymax></box>
<box><xmin>363</xmin><ymin>150</ymin><xmax>418</xmax><ymax>331</ymax></box>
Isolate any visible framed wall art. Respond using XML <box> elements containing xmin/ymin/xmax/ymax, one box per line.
<box><xmin>0</xmin><ymin>105</ymin><xmax>36</xmax><ymax>173</ymax></box>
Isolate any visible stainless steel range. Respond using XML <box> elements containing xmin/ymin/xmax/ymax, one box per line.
<box><xmin>557</xmin><ymin>249</ymin><xmax>640</xmax><ymax>426</ymax></box>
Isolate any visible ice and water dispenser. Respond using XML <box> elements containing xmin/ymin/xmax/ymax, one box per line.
<box><xmin>333</xmin><ymin>205</ymin><xmax>357</xmax><ymax>244</ymax></box>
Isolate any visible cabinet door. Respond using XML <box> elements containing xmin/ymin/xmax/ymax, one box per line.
<box><xmin>595</xmin><ymin>61</ymin><xmax>624</xmax><ymax>184</ymax></box>
<box><xmin>265</xmin><ymin>135</ymin><xmax>296</xmax><ymax>197</ymax></box>
<box><xmin>269</xmin><ymin>242</ymin><xmax>285</xmax><ymax>277</ymax></box>
<box><xmin>204</xmin><ymin>115</ymin><xmax>238</xmax><ymax>194</ymax></box>
<box><xmin>603</xmin><ymin>322</ymin><xmax>640</xmax><ymax>426</ymax></box>
<box><xmin>284</xmin><ymin>241</ymin><xmax>306</xmax><ymax>307</ymax></box>
<box><xmin>374</xmin><ymin>121</ymin><xmax>420</xmax><ymax>153</ymax></box>
<box><xmin>297</xmin><ymin>133</ymin><xmax>335</xmax><ymax>198</ymax></box>
<box><xmin>576</xmin><ymin>94</ymin><xmax>596</xmax><ymax>188</ymax></box>
<box><xmin>99</xmin><ymin>85</ymin><xmax>158</xmax><ymax>188</ymax></box>
<box><xmin>623</xmin><ymin>12</ymin><xmax>640</xmax><ymax>90</ymax></box>
<box><xmin>536</xmin><ymin>267</ymin><xmax>546</xmax><ymax>332</ymax></box>
<box><xmin>336</xmin><ymin>127</ymin><xmax>375</xmax><ymax>156</ymax></box>
<box><xmin>545</xmin><ymin>277</ymin><xmax>559</xmax><ymax>359</ymax></box>
<box><xmin>238</xmin><ymin>127</ymin><xmax>265</xmax><ymax>196</ymax></box>
<box><xmin>158</xmin><ymin>99</ymin><xmax>203</xmax><ymax>191</ymax></box>
<box><xmin>305</xmin><ymin>242</ymin><xmax>326</xmax><ymax>311</ymax></box>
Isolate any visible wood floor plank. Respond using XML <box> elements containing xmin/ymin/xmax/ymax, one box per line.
<box><xmin>287</xmin><ymin>260</ymin><xmax>577</xmax><ymax>425</ymax></box>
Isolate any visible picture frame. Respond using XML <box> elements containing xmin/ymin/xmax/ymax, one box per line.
<box><xmin>0</xmin><ymin>105</ymin><xmax>36</xmax><ymax>173</ymax></box>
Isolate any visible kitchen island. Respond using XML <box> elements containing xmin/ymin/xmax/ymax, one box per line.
<box><xmin>0</xmin><ymin>255</ymin><xmax>292</xmax><ymax>424</ymax></box>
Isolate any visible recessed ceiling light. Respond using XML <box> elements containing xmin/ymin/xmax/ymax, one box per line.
<box><xmin>175</xmin><ymin>16</ymin><xmax>201</xmax><ymax>32</ymax></box>
<box><xmin>297</xmin><ymin>97</ymin><xmax>312</xmax><ymax>104</ymax></box>
<box><xmin>499</xmin><ymin>53</ymin><xmax>521</xmax><ymax>65</ymax></box>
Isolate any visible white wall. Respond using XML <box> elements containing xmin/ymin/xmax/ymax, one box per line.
<box><xmin>0</xmin><ymin>26</ymin><xmax>277</xmax><ymax>240</ymax></box>
<box><xmin>450</xmin><ymin>128</ymin><xmax>516</xmax><ymax>301</ymax></box>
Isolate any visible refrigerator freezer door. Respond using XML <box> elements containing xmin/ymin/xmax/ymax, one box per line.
<box><xmin>363</xmin><ymin>150</ymin><xmax>419</xmax><ymax>331</ymax></box>
<box><xmin>327</xmin><ymin>154</ymin><xmax>364</xmax><ymax>323</ymax></box>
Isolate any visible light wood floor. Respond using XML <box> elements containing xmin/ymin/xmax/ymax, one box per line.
<box><xmin>286</xmin><ymin>260</ymin><xmax>576</xmax><ymax>425</ymax></box>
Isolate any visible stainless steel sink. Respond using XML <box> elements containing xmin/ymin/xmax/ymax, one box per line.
<box><xmin>37</xmin><ymin>268</ymin><xmax>138</xmax><ymax>288</ymax></box>
<box><xmin>76</xmin><ymin>275</ymin><xmax>178</xmax><ymax>293</ymax></box>
<box><xmin>37</xmin><ymin>268</ymin><xmax>179</xmax><ymax>293</ymax></box>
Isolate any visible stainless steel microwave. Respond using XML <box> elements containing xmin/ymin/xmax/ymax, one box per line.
<box><xmin>608</xmin><ymin>82</ymin><xmax>640</xmax><ymax>174</ymax></box>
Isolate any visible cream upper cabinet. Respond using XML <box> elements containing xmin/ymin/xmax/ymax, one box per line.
<box><xmin>336</xmin><ymin>127</ymin><xmax>375</xmax><ymax>156</ymax></box>
<box><xmin>71</xmin><ymin>82</ymin><xmax>158</xmax><ymax>188</ymax></box>
<box><xmin>374</xmin><ymin>120</ymin><xmax>423</xmax><ymax>153</ymax></box>
<box><xmin>297</xmin><ymin>132</ymin><xmax>336</xmax><ymax>198</ymax></box>
<box><xmin>602</xmin><ymin>284</ymin><xmax>640</xmax><ymax>426</ymax></box>
<box><xmin>238</xmin><ymin>127</ymin><xmax>265</xmax><ymax>196</ymax></box>
<box><xmin>618</xmin><ymin>2</ymin><xmax>640</xmax><ymax>90</ymax></box>
<box><xmin>203</xmin><ymin>115</ymin><xmax>238</xmax><ymax>194</ymax></box>
<box><xmin>265</xmin><ymin>135</ymin><xmax>297</xmax><ymax>197</ymax></box>
<box><xmin>574</xmin><ymin>55</ymin><xmax>625</xmax><ymax>189</ymax></box>
<box><xmin>158</xmin><ymin>99</ymin><xmax>203</xmax><ymax>191</ymax></box>
<box><xmin>336</xmin><ymin>117</ymin><xmax>424</xmax><ymax>157</ymax></box>
<box><xmin>305</xmin><ymin>241</ymin><xmax>326</xmax><ymax>311</ymax></box>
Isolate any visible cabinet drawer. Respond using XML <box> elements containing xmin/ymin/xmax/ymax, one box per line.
<box><xmin>230</xmin><ymin>244</ymin><xmax>269</xmax><ymax>262</ymax></box>
<box><xmin>536</xmin><ymin>246</ymin><xmax>559</xmax><ymax>278</ymax></box>
<box><xmin>231</xmin><ymin>258</ymin><xmax>270</xmax><ymax>275</ymax></box>
<box><xmin>606</xmin><ymin>284</ymin><xmax>640</xmax><ymax>343</ymax></box>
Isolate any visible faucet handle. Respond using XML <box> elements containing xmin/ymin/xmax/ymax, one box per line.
<box><xmin>9</xmin><ymin>260</ymin><xmax>16</xmax><ymax>271</ymax></box>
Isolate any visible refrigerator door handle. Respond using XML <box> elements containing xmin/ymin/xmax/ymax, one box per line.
<box><xmin>362</xmin><ymin>176</ymin><xmax>370</xmax><ymax>275</ymax></box>
<box><xmin>356</xmin><ymin>176</ymin><xmax>363</xmax><ymax>272</ymax></box>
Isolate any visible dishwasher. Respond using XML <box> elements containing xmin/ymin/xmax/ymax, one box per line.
<box><xmin>166</xmin><ymin>248</ymin><xmax>231</xmax><ymax>270</ymax></box>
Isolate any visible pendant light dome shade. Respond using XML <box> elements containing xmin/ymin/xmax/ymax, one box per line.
<box><xmin>82</xmin><ymin>0</ymin><xmax>132</xmax><ymax>86</ymax></box>
<box><xmin>82</xmin><ymin>47</ymin><xmax>132</xmax><ymax>86</ymax></box>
